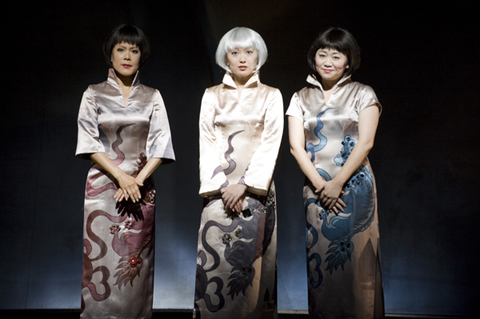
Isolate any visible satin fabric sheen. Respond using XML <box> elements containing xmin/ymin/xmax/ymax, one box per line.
<box><xmin>286</xmin><ymin>74</ymin><xmax>384</xmax><ymax>319</ymax></box>
<box><xmin>76</xmin><ymin>69</ymin><xmax>175</xmax><ymax>319</ymax></box>
<box><xmin>194</xmin><ymin>72</ymin><xmax>283</xmax><ymax>319</ymax></box>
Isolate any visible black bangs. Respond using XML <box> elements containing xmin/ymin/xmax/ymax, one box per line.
<box><xmin>317</xmin><ymin>29</ymin><xmax>352</xmax><ymax>55</ymax></box>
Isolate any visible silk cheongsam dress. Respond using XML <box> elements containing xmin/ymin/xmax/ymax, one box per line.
<box><xmin>76</xmin><ymin>69</ymin><xmax>175</xmax><ymax>319</ymax></box>
<box><xmin>194</xmin><ymin>72</ymin><xmax>283</xmax><ymax>319</ymax></box>
<box><xmin>286</xmin><ymin>74</ymin><xmax>384</xmax><ymax>319</ymax></box>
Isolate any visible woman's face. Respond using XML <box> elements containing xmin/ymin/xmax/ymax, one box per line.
<box><xmin>226</xmin><ymin>47</ymin><xmax>258</xmax><ymax>81</ymax></box>
<box><xmin>111</xmin><ymin>42</ymin><xmax>141</xmax><ymax>79</ymax></box>
<box><xmin>315</xmin><ymin>48</ymin><xmax>348</xmax><ymax>86</ymax></box>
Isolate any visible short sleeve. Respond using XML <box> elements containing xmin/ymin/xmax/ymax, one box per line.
<box><xmin>285</xmin><ymin>92</ymin><xmax>304</xmax><ymax>120</ymax></box>
<box><xmin>75</xmin><ymin>86</ymin><xmax>105</xmax><ymax>160</ymax></box>
<box><xmin>146</xmin><ymin>90</ymin><xmax>175</xmax><ymax>163</ymax></box>
<box><xmin>357</xmin><ymin>85</ymin><xmax>382</xmax><ymax>115</ymax></box>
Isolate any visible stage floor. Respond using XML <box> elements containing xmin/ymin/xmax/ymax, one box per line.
<box><xmin>0</xmin><ymin>309</ymin><xmax>477</xmax><ymax>319</ymax></box>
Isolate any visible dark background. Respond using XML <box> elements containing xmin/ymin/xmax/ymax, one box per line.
<box><xmin>1</xmin><ymin>0</ymin><xmax>479</xmax><ymax>317</ymax></box>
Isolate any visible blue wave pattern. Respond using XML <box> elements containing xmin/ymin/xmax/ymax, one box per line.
<box><xmin>304</xmin><ymin>109</ymin><xmax>331</xmax><ymax>288</ymax></box>
<box><xmin>306</xmin><ymin>108</ymin><xmax>332</xmax><ymax>182</ymax></box>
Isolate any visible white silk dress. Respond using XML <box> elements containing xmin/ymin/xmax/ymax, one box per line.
<box><xmin>194</xmin><ymin>72</ymin><xmax>283</xmax><ymax>319</ymax></box>
<box><xmin>286</xmin><ymin>74</ymin><xmax>384</xmax><ymax>319</ymax></box>
<box><xmin>76</xmin><ymin>69</ymin><xmax>175</xmax><ymax>319</ymax></box>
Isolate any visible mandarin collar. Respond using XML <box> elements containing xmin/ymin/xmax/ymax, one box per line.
<box><xmin>107</xmin><ymin>68</ymin><xmax>141</xmax><ymax>88</ymax></box>
<box><xmin>222</xmin><ymin>71</ymin><xmax>260</xmax><ymax>89</ymax></box>
<box><xmin>306</xmin><ymin>73</ymin><xmax>352</xmax><ymax>92</ymax></box>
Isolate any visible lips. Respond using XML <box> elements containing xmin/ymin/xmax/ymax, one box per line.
<box><xmin>322</xmin><ymin>69</ymin><xmax>333</xmax><ymax>73</ymax></box>
<box><xmin>122</xmin><ymin>64</ymin><xmax>132</xmax><ymax>68</ymax></box>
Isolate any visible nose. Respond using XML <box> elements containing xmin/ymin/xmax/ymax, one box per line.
<box><xmin>323</xmin><ymin>57</ymin><xmax>332</xmax><ymax>66</ymax></box>
<box><xmin>239</xmin><ymin>53</ymin><xmax>246</xmax><ymax>63</ymax></box>
<box><xmin>124</xmin><ymin>50</ymin><xmax>131</xmax><ymax>60</ymax></box>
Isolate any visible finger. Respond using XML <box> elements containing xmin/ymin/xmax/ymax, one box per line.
<box><xmin>222</xmin><ymin>197</ymin><xmax>232</xmax><ymax>210</ymax></box>
<box><xmin>235</xmin><ymin>200</ymin><xmax>243</xmax><ymax>213</ymax></box>
<box><xmin>326</xmin><ymin>198</ymin><xmax>335</xmax><ymax>210</ymax></box>
<box><xmin>128</xmin><ymin>184</ymin><xmax>140</xmax><ymax>202</ymax></box>
<box><xmin>134</xmin><ymin>187</ymin><xmax>141</xmax><ymax>202</ymax></box>
<box><xmin>335</xmin><ymin>201</ymin><xmax>344</xmax><ymax>212</ymax></box>
<box><xmin>337</xmin><ymin>198</ymin><xmax>347</xmax><ymax>207</ymax></box>
<box><xmin>115</xmin><ymin>190</ymin><xmax>124</xmax><ymax>202</ymax></box>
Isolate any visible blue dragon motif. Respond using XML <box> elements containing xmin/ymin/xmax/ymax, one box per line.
<box><xmin>319</xmin><ymin>135</ymin><xmax>376</xmax><ymax>273</ymax></box>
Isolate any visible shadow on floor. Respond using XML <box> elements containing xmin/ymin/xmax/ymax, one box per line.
<box><xmin>0</xmin><ymin>309</ymin><xmax>477</xmax><ymax>318</ymax></box>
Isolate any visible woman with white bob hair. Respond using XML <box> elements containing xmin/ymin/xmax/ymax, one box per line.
<box><xmin>193</xmin><ymin>27</ymin><xmax>283</xmax><ymax>319</ymax></box>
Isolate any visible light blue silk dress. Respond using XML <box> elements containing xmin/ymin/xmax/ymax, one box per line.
<box><xmin>287</xmin><ymin>74</ymin><xmax>384</xmax><ymax>319</ymax></box>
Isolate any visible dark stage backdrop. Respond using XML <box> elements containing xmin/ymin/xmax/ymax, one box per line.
<box><xmin>1</xmin><ymin>0</ymin><xmax>479</xmax><ymax>317</ymax></box>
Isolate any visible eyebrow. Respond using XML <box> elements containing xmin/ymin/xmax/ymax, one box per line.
<box><xmin>117</xmin><ymin>44</ymin><xmax>139</xmax><ymax>49</ymax></box>
<box><xmin>319</xmin><ymin>50</ymin><xmax>340</xmax><ymax>54</ymax></box>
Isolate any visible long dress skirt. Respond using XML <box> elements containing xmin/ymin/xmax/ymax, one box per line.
<box><xmin>194</xmin><ymin>184</ymin><xmax>278</xmax><ymax>319</ymax></box>
<box><xmin>304</xmin><ymin>163</ymin><xmax>384</xmax><ymax>319</ymax></box>
<box><xmin>81</xmin><ymin>153</ymin><xmax>156</xmax><ymax>319</ymax></box>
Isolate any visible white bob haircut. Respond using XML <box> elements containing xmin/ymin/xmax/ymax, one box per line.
<box><xmin>215</xmin><ymin>27</ymin><xmax>268</xmax><ymax>72</ymax></box>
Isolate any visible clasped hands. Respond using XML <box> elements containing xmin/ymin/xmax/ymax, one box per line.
<box><xmin>221</xmin><ymin>184</ymin><xmax>247</xmax><ymax>215</ymax></box>
<box><xmin>114</xmin><ymin>172</ymin><xmax>144</xmax><ymax>203</ymax></box>
<box><xmin>315</xmin><ymin>179</ymin><xmax>346</xmax><ymax>214</ymax></box>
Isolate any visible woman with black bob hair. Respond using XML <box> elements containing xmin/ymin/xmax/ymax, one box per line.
<box><xmin>193</xmin><ymin>27</ymin><xmax>283</xmax><ymax>319</ymax></box>
<box><xmin>287</xmin><ymin>27</ymin><xmax>384</xmax><ymax>318</ymax></box>
<box><xmin>76</xmin><ymin>24</ymin><xmax>175</xmax><ymax>319</ymax></box>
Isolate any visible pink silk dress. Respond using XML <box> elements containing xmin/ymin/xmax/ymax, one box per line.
<box><xmin>76</xmin><ymin>69</ymin><xmax>175</xmax><ymax>319</ymax></box>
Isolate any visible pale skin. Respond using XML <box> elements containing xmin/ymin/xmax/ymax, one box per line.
<box><xmin>220</xmin><ymin>47</ymin><xmax>258</xmax><ymax>213</ymax></box>
<box><xmin>288</xmin><ymin>48</ymin><xmax>380</xmax><ymax>212</ymax></box>
<box><xmin>90</xmin><ymin>42</ymin><xmax>163</xmax><ymax>203</ymax></box>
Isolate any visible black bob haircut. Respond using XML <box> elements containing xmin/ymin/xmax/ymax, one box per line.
<box><xmin>307</xmin><ymin>27</ymin><xmax>360</xmax><ymax>78</ymax></box>
<box><xmin>103</xmin><ymin>24</ymin><xmax>150</xmax><ymax>68</ymax></box>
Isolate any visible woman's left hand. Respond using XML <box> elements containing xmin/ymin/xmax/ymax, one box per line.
<box><xmin>318</xmin><ymin>179</ymin><xmax>344</xmax><ymax>211</ymax></box>
<box><xmin>221</xmin><ymin>184</ymin><xmax>247</xmax><ymax>213</ymax></box>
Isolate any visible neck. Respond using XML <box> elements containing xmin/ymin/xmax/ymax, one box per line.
<box><xmin>320</xmin><ymin>78</ymin><xmax>338</xmax><ymax>91</ymax></box>
<box><xmin>232</xmin><ymin>72</ymin><xmax>254</xmax><ymax>88</ymax></box>
<box><xmin>114</xmin><ymin>70</ymin><xmax>134</xmax><ymax>88</ymax></box>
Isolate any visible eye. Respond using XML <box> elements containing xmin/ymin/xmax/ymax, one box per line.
<box><xmin>117</xmin><ymin>48</ymin><xmax>124</xmax><ymax>52</ymax></box>
<box><xmin>132</xmin><ymin>49</ymin><xmax>140</xmax><ymax>54</ymax></box>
